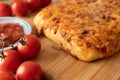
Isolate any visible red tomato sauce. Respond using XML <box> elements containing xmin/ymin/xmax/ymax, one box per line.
<box><xmin>0</xmin><ymin>23</ymin><xmax>24</xmax><ymax>48</ymax></box>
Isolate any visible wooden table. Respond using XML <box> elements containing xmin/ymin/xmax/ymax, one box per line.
<box><xmin>1</xmin><ymin>0</ymin><xmax>120</xmax><ymax>80</ymax></box>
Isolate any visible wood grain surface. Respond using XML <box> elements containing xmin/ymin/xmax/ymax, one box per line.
<box><xmin>1</xmin><ymin>0</ymin><xmax>120</xmax><ymax>80</ymax></box>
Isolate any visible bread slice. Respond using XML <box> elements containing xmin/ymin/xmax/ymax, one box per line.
<box><xmin>34</xmin><ymin>0</ymin><xmax>120</xmax><ymax>62</ymax></box>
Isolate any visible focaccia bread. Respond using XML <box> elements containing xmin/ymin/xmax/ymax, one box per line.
<box><xmin>34</xmin><ymin>0</ymin><xmax>120</xmax><ymax>62</ymax></box>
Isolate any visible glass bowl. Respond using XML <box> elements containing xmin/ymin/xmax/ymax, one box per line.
<box><xmin>0</xmin><ymin>17</ymin><xmax>32</xmax><ymax>50</ymax></box>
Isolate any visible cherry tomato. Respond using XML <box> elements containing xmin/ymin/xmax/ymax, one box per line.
<box><xmin>25</xmin><ymin>0</ymin><xmax>42</xmax><ymax>11</ymax></box>
<box><xmin>11</xmin><ymin>0</ymin><xmax>28</xmax><ymax>16</ymax></box>
<box><xmin>41</xmin><ymin>0</ymin><xmax>52</xmax><ymax>7</ymax></box>
<box><xmin>16</xmin><ymin>61</ymin><xmax>42</xmax><ymax>80</ymax></box>
<box><xmin>17</xmin><ymin>34</ymin><xmax>41</xmax><ymax>59</ymax></box>
<box><xmin>0</xmin><ymin>70</ymin><xmax>16</xmax><ymax>80</ymax></box>
<box><xmin>0</xmin><ymin>50</ymin><xmax>23</xmax><ymax>73</ymax></box>
<box><xmin>0</xmin><ymin>3</ymin><xmax>12</xmax><ymax>17</ymax></box>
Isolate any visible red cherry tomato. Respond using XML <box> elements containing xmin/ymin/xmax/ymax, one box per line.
<box><xmin>11</xmin><ymin>0</ymin><xmax>28</xmax><ymax>16</ymax></box>
<box><xmin>41</xmin><ymin>0</ymin><xmax>52</xmax><ymax>7</ymax></box>
<box><xmin>0</xmin><ymin>3</ymin><xmax>12</xmax><ymax>17</ymax></box>
<box><xmin>25</xmin><ymin>0</ymin><xmax>42</xmax><ymax>11</ymax></box>
<box><xmin>0</xmin><ymin>70</ymin><xmax>16</xmax><ymax>80</ymax></box>
<box><xmin>17</xmin><ymin>34</ymin><xmax>41</xmax><ymax>59</ymax></box>
<box><xmin>0</xmin><ymin>50</ymin><xmax>23</xmax><ymax>73</ymax></box>
<box><xmin>16</xmin><ymin>61</ymin><xmax>42</xmax><ymax>80</ymax></box>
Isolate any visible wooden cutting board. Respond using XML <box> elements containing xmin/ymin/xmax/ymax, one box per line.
<box><xmin>2</xmin><ymin>0</ymin><xmax>120</xmax><ymax>80</ymax></box>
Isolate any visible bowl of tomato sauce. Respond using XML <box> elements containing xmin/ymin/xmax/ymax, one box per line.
<box><xmin>0</xmin><ymin>17</ymin><xmax>32</xmax><ymax>50</ymax></box>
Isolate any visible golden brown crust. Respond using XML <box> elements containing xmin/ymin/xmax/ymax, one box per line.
<box><xmin>34</xmin><ymin>0</ymin><xmax>120</xmax><ymax>62</ymax></box>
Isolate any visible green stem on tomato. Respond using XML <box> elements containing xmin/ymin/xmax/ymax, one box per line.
<box><xmin>0</xmin><ymin>39</ymin><xmax>6</xmax><ymax>59</ymax></box>
<box><xmin>0</xmin><ymin>38</ymin><xmax>14</xmax><ymax>48</ymax></box>
<box><xmin>19</xmin><ymin>37</ymin><xmax>26</xmax><ymax>45</ymax></box>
